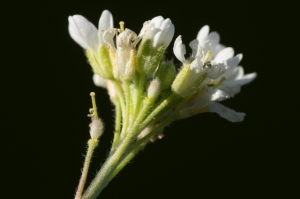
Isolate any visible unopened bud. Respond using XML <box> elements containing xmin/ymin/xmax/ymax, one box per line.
<box><xmin>147</xmin><ymin>77</ymin><xmax>161</xmax><ymax>100</ymax></box>
<box><xmin>89</xmin><ymin>118</ymin><xmax>104</xmax><ymax>139</ymax></box>
<box><xmin>155</xmin><ymin>61</ymin><xmax>176</xmax><ymax>90</ymax></box>
<box><xmin>145</xmin><ymin>45</ymin><xmax>165</xmax><ymax>75</ymax></box>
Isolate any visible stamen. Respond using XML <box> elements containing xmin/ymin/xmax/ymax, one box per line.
<box><xmin>90</xmin><ymin>92</ymin><xmax>99</xmax><ymax>119</ymax></box>
<box><xmin>204</xmin><ymin>50</ymin><xmax>212</xmax><ymax>62</ymax></box>
<box><xmin>212</xmin><ymin>77</ymin><xmax>226</xmax><ymax>89</ymax></box>
<box><xmin>119</xmin><ymin>21</ymin><xmax>125</xmax><ymax>32</ymax></box>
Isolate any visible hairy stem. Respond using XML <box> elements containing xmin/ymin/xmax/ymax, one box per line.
<box><xmin>74</xmin><ymin>139</ymin><xmax>98</xmax><ymax>199</ymax></box>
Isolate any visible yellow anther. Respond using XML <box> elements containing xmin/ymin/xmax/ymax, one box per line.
<box><xmin>119</xmin><ymin>21</ymin><xmax>125</xmax><ymax>32</ymax></box>
<box><xmin>90</xmin><ymin>92</ymin><xmax>99</xmax><ymax>119</ymax></box>
<box><xmin>204</xmin><ymin>50</ymin><xmax>212</xmax><ymax>62</ymax></box>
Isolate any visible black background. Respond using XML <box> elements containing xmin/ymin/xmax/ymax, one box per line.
<box><xmin>1</xmin><ymin>0</ymin><xmax>299</xmax><ymax>198</ymax></box>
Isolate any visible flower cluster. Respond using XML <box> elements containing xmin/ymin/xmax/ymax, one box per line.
<box><xmin>69</xmin><ymin>10</ymin><xmax>256</xmax><ymax>123</ymax></box>
<box><xmin>69</xmin><ymin>10</ymin><xmax>257</xmax><ymax>199</ymax></box>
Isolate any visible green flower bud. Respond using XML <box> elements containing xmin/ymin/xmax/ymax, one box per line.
<box><xmin>155</xmin><ymin>61</ymin><xmax>176</xmax><ymax>90</ymax></box>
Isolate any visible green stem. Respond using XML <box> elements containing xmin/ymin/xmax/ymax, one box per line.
<box><xmin>109</xmin><ymin>112</ymin><xmax>180</xmax><ymax>181</ymax></box>
<box><xmin>131</xmin><ymin>111</ymin><xmax>179</xmax><ymax>151</ymax></box>
<box><xmin>120</xmin><ymin>80</ymin><xmax>131</xmax><ymax>140</ymax></box>
<box><xmin>74</xmin><ymin>139</ymin><xmax>98</xmax><ymax>199</ymax></box>
<box><xmin>132</xmin><ymin>73</ymin><xmax>145</xmax><ymax>122</ymax></box>
<box><xmin>81</xmin><ymin>94</ymin><xmax>181</xmax><ymax>199</ymax></box>
<box><xmin>112</xmin><ymin>81</ymin><xmax>126</xmax><ymax>122</ymax></box>
<box><xmin>109</xmin><ymin>144</ymin><xmax>145</xmax><ymax>182</ymax></box>
<box><xmin>111</xmin><ymin>101</ymin><xmax>121</xmax><ymax>150</ymax></box>
<box><xmin>129</xmin><ymin>93</ymin><xmax>180</xmax><ymax>138</ymax></box>
<box><xmin>81</xmin><ymin>125</ymin><xmax>141</xmax><ymax>199</ymax></box>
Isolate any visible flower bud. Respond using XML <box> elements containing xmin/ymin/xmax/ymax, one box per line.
<box><xmin>155</xmin><ymin>61</ymin><xmax>176</xmax><ymax>90</ymax></box>
<box><xmin>147</xmin><ymin>77</ymin><xmax>161</xmax><ymax>100</ymax></box>
<box><xmin>136</xmin><ymin>39</ymin><xmax>152</xmax><ymax>74</ymax></box>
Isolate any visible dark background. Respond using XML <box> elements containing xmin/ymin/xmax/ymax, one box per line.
<box><xmin>1</xmin><ymin>0</ymin><xmax>299</xmax><ymax>198</ymax></box>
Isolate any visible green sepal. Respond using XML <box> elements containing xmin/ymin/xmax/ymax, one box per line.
<box><xmin>171</xmin><ymin>64</ymin><xmax>191</xmax><ymax>97</ymax></box>
<box><xmin>171</xmin><ymin>65</ymin><xmax>207</xmax><ymax>98</ymax></box>
<box><xmin>86</xmin><ymin>45</ymin><xmax>114</xmax><ymax>80</ymax></box>
<box><xmin>86</xmin><ymin>49</ymin><xmax>103</xmax><ymax>77</ymax></box>
<box><xmin>145</xmin><ymin>45</ymin><xmax>165</xmax><ymax>76</ymax></box>
<box><xmin>136</xmin><ymin>39</ymin><xmax>152</xmax><ymax>74</ymax></box>
<box><xmin>98</xmin><ymin>44</ymin><xmax>114</xmax><ymax>79</ymax></box>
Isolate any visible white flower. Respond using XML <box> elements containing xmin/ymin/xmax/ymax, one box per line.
<box><xmin>115</xmin><ymin>29</ymin><xmax>137</xmax><ymax>78</ymax></box>
<box><xmin>69</xmin><ymin>10</ymin><xmax>115</xmax><ymax>80</ymax></box>
<box><xmin>196</xmin><ymin>25</ymin><xmax>225</xmax><ymax>58</ymax></box>
<box><xmin>171</xmin><ymin>36</ymin><xmax>206</xmax><ymax>97</ymax></box>
<box><xmin>68</xmin><ymin>10</ymin><xmax>114</xmax><ymax>50</ymax></box>
<box><xmin>138</xmin><ymin>16</ymin><xmax>175</xmax><ymax>48</ymax></box>
<box><xmin>176</xmin><ymin>25</ymin><xmax>256</xmax><ymax>122</ymax></box>
<box><xmin>171</xmin><ymin>35</ymin><xmax>228</xmax><ymax>97</ymax></box>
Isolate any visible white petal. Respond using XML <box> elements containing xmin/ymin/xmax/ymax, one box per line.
<box><xmin>226</xmin><ymin>54</ymin><xmax>243</xmax><ymax>68</ymax></box>
<box><xmin>98</xmin><ymin>10</ymin><xmax>113</xmax><ymax>30</ymax></box>
<box><xmin>211</xmin><ymin>89</ymin><xmax>230</xmax><ymax>101</ymax></box>
<box><xmin>173</xmin><ymin>35</ymin><xmax>186</xmax><ymax>62</ymax></box>
<box><xmin>214</xmin><ymin>44</ymin><xmax>226</xmax><ymax>55</ymax></box>
<box><xmin>197</xmin><ymin>25</ymin><xmax>209</xmax><ymax>45</ymax></box>
<box><xmin>163</xmin><ymin>22</ymin><xmax>175</xmax><ymax>47</ymax></box>
<box><xmin>151</xmin><ymin>16</ymin><xmax>164</xmax><ymax>28</ymax></box>
<box><xmin>234</xmin><ymin>72</ymin><xmax>257</xmax><ymax>86</ymax></box>
<box><xmin>144</xmin><ymin>25</ymin><xmax>160</xmax><ymax>40</ymax></box>
<box><xmin>207</xmin><ymin>31</ymin><xmax>220</xmax><ymax>57</ymax></box>
<box><xmin>103</xmin><ymin>29</ymin><xmax>116</xmax><ymax>49</ymax></box>
<box><xmin>138</xmin><ymin>21</ymin><xmax>151</xmax><ymax>38</ymax></box>
<box><xmin>220</xmin><ymin>54</ymin><xmax>243</xmax><ymax>80</ymax></box>
<box><xmin>206</xmin><ymin>62</ymin><xmax>227</xmax><ymax>79</ymax></box>
<box><xmin>220</xmin><ymin>85</ymin><xmax>241</xmax><ymax>97</ymax></box>
<box><xmin>207</xmin><ymin>103</ymin><xmax>245</xmax><ymax>122</ymax></box>
<box><xmin>226</xmin><ymin>66</ymin><xmax>242</xmax><ymax>81</ymax></box>
<box><xmin>190</xmin><ymin>44</ymin><xmax>205</xmax><ymax>72</ymax></box>
<box><xmin>207</xmin><ymin>31</ymin><xmax>220</xmax><ymax>45</ymax></box>
<box><xmin>68</xmin><ymin>15</ymin><xmax>98</xmax><ymax>49</ymax></box>
<box><xmin>214</xmin><ymin>47</ymin><xmax>234</xmax><ymax>63</ymax></box>
<box><xmin>189</xmin><ymin>39</ymin><xmax>199</xmax><ymax>58</ymax></box>
<box><xmin>153</xmin><ymin>18</ymin><xmax>174</xmax><ymax>48</ymax></box>
<box><xmin>235</xmin><ymin>66</ymin><xmax>244</xmax><ymax>79</ymax></box>
<box><xmin>93</xmin><ymin>74</ymin><xmax>107</xmax><ymax>88</ymax></box>
<box><xmin>225</xmin><ymin>72</ymin><xmax>257</xmax><ymax>87</ymax></box>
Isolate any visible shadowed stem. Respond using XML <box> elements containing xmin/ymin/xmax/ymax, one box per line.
<box><xmin>109</xmin><ymin>111</ymin><xmax>180</xmax><ymax>181</ymax></box>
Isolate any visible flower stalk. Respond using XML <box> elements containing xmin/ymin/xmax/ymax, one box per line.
<box><xmin>74</xmin><ymin>93</ymin><xmax>103</xmax><ymax>199</ymax></box>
